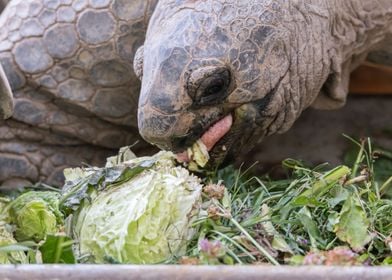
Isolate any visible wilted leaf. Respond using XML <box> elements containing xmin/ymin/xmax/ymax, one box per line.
<box><xmin>260</xmin><ymin>205</ymin><xmax>293</xmax><ymax>254</ymax></box>
<box><xmin>334</xmin><ymin>196</ymin><xmax>371</xmax><ymax>251</ymax></box>
<box><xmin>327</xmin><ymin>186</ymin><xmax>349</xmax><ymax>208</ymax></box>
<box><xmin>63</xmin><ymin>168</ymin><xmax>94</xmax><ymax>182</ymax></box>
<box><xmin>221</xmin><ymin>188</ymin><xmax>231</xmax><ymax>211</ymax></box>
<box><xmin>297</xmin><ymin>207</ymin><xmax>323</xmax><ymax>248</ymax></box>
<box><xmin>105</xmin><ymin>146</ymin><xmax>136</xmax><ymax>167</ymax></box>
<box><xmin>61</xmin><ymin>155</ymin><xmax>160</xmax><ymax>213</ymax></box>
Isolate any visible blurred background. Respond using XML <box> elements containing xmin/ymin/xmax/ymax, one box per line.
<box><xmin>249</xmin><ymin>63</ymin><xmax>392</xmax><ymax>172</ymax></box>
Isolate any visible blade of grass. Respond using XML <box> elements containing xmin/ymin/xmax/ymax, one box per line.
<box><xmin>343</xmin><ymin>135</ymin><xmax>363</xmax><ymax>176</ymax></box>
<box><xmin>380</xmin><ymin>176</ymin><xmax>392</xmax><ymax>195</ymax></box>
<box><xmin>228</xmin><ymin>216</ymin><xmax>279</xmax><ymax>265</ymax></box>
<box><xmin>211</xmin><ymin>230</ymin><xmax>256</xmax><ymax>261</ymax></box>
<box><xmin>224</xmin><ymin>247</ymin><xmax>243</xmax><ymax>264</ymax></box>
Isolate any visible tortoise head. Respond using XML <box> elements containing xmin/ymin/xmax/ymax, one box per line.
<box><xmin>135</xmin><ymin>1</ymin><xmax>313</xmax><ymax>167</ymax></box>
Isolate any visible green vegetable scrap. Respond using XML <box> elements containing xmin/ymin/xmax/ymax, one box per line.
<box><xmin>40</xmin><ymin>235</ymin><xmax>75</xmax><ymax>264</ymax></box>
<box><xmin>186</xmin><ymin>138</ymin><xmax>391</xmax><ymax>265</ymax></box>
<box><xmin>63</xmin><ymin>151</ymin><xmax>202</xmax><ymax>264</ymax></box>
<box><xmin>187</xmin><ymin>140</ymin><xmax>210</xmax><ymax>171</ymax></box>
<box><xmin>0</xmin><ymin>199</ymin><xmax>28</xmax><ymax>264</ymax></box>
<box><xmin>0</xmin><ymin>225</ymin><xmax>29</xmax><ymax>264</ymax></box>
<box><xmin>9</xmin><ymin>191</ymin><xmax>63</xmax><ymax>242</ymax></box>
<box><xmin>0</xmin><ymin>138</ymin><xmax>390</xmax><ymax>266</ymax></box>
<box><xmin>332</xmin><ymin>196</ymin><xmax>371</xmax><ymax>251</ymax></box>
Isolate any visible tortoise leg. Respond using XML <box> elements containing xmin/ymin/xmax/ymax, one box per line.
<box><xmin>0</xmin><ymin>63</ymin><xmax>13</xmax><ymax>119</ymax></box>
<box><xmin>0</xmin><ymin>120</ymin><xmax>115</xmax><ymax>188</ymax></box>
<box><xmin>0</xmin><ymin>142</ymin><xmax>114</xmax><ymax>188</ymax></box>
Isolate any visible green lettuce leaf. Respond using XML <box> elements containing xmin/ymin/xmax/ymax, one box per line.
<box><xmin>68</xmin><ymin>151</ymin><xmax>203</xmax><ymax>264</ymax></box>
<box><xmin>9</xmin><ymin>191</ymin><xmax>63</xmax><ymax>242</ymax></box>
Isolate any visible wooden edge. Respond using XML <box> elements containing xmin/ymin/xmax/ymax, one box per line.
<box><xmin>349</xmin><ymin>63</ymin><xmax>392</xmax><ymax>95</ymax></box>
<box><xmin>0</xmin><ymin>265</ymin><xmax>391</xmax><ymax>280</ymax></box>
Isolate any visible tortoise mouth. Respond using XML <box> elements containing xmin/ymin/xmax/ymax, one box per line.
<box><xmin>176</xmin><ymin>114</ymin><xmax>233</xmax><ymax>164</ymax></box>
<box><xmin>205</xmin><ymin>125</ymin><xmax>235</xmax><ymax>168</ymax></box>
<box><xmin>176</xmin><ymin>110</ymin><xmax>249</xmax><ymax>168</ymax></box>
<box><xmin>205</xmin><ymin>110</ymin><xmax>247</xmax><ymax>167</ymax></box>
<box><xmin>200</xmin><ymin>114</ymin><xmax>233</xmax><ymax>152</ymax></box>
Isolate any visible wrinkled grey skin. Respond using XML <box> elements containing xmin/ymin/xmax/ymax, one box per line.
<box><xmin>0</xmin><ymin>0</ymin><xmax>157</xmax><ymax>187</ymax></box>
<box><xmin>137</xmin><ymin>0</ymin><xmax>392</xmax><ymax>167</ymax></box>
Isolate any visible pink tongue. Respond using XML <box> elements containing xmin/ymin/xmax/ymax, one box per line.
<box><xmin>176</xmin><ymin>114</ymin><xmax>233</xmax><ymax>162</ymax></box>
<box><xmin>200</xmin><ymin>114</ymin><xmax>233</xmax><ymax>151</ymax></box>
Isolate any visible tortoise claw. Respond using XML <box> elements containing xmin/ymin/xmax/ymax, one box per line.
<box><xmin>0</xmin><ymin>63</ymin><xmax>13</xmax><ymax>119</ymax></box>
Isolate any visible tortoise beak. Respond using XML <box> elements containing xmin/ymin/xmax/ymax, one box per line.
<box><xmin>0</xmin><ymin>64</ymin><xmax>13</xmax><ymax>119</ymax></box>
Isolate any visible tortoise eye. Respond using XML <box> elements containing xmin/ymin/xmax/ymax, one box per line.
<box><xmin>187</xmin><ymin>66</ymin><xmax>231</xmax><ymax>106</ymax></box>
<box><xmin>198</xmin><ymin>75</ymin><xmax>228</xmax><ymax>104</ymax></box>
<box><xmin>205</xmin><ymin>78</ymin><xmax>225</xmax><ymax>96</ymax></box>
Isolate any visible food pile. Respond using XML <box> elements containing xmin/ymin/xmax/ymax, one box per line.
<box><xmin>0</xmin><ymin>138</ymin><xmax>391</xmax><ymax>265</ymax></box>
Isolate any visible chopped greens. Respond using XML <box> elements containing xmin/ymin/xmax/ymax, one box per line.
<box><xmin>0</xmin><ymin>138</ymin><xmax>390</xmax><ymax>265</ymax></box>
<box><xmin>187</xmin><ymin>140</ymin><xmax>210</xmax><ymax>171</ymax></box>
<box><xmin>67</xmin><ymin>151</ymin><xmax>202</xmax><ymax>264</ymax></box>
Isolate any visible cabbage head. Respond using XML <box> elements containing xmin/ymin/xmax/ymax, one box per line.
<box><xmin>66</xmin><ymin>151</ymin><xmax>202</xmax><ymax>264</ymax></box>
<box><xmin>0</xmin><ymin>198</ymin><xmax>28</xmax><ymax>264</ymax></box>
<box><xmin>9</xmin><ymin>191</ymin><xmax>63</xmax><ymax>241</ymax></box>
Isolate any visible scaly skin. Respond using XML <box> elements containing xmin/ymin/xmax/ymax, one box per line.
<box><xmin>0</xmin><ymin>0</ymin><xmax>158</xmax><ymax>186</ymax></box>
<box><xmin>137</xmin><ymin>0</ymin><xmax>392</xmax><ymax>167</ymax></box>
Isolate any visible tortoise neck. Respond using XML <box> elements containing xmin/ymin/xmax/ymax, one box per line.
<box><xmin>327</xmin><ymin>0</ymin><xmax>392</xmax><ymax>63</ymax></box>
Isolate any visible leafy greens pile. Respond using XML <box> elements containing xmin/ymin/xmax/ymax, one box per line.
<box><xmin>0</xmin><ymin>138</ymin><xmax>391</xmax><ymax>265</ymax></box>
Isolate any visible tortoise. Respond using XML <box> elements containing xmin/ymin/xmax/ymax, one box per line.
<box><xmin>0</xmin><ymin>0</ymin><xmax>391</xmax><ymax>187</ymax></box>
<box><xmin>0</xmin><ymin>0</ymin><xmax>158</xmax><ymax>187</ymax></box>
<box><xmin>136</xmin><ymin>0</ymin><xmax>392</xmax><ymax>167</ymax></box>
